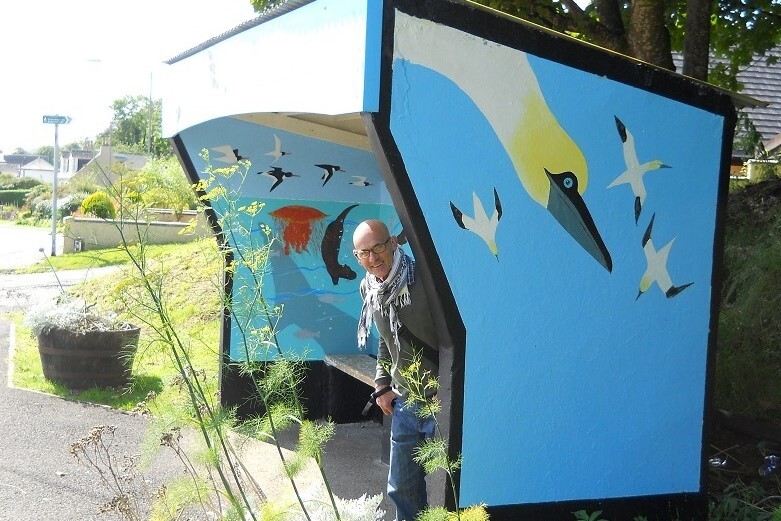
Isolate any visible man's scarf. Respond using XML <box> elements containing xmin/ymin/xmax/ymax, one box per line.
<box><xmin>357</xmin><ymin>248</ymin><xmax>415</xmax><ymax>349</ymax></box>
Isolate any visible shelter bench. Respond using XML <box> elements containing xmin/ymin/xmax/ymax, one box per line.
<box><xmin>324</xmin><ymin>354</ymin><xmax>390</xmax><ymax>464</ymax></box>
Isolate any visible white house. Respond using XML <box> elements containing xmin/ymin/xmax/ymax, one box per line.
<box><xmin>0</xmin><ymin>153</ymin><xmax>43</xmax><ymax>177</ymax></box>
<box><xmin>68</xmin><ymin>145</ymin><xmax>148</xmax><ymax>187</ymax></box>
<box><xmin>60</xmin><ymin>149</ymin><xmax>96</xmax><ymax>178</ymax></box>
<box><xmin>19</xmin><ymin>157</ymin><xmax>55</xmax><ymax>183</ymax></box>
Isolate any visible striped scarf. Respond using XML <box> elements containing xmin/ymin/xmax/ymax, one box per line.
<box><xmin>357</xmin><ymin>248</ymin><xmax>415</xmax><ymax>349</ymax></box>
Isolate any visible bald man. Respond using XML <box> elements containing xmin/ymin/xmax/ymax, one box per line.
<box><xmin>353</xmin><ymin>220</ymin><xmax>439</xmax><ymax>521</ymax></box>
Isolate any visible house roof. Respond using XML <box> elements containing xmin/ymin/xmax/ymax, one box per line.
<box><xmin>674</xmin><ymin>46</ymin><xmax>781</xmax><ymax>156</ymax></box>
<box><xmin>22</xmin><ymin>157</ymin><xmax>53</xmax><ymax>170</ymax></box>
<box><xmin>1</xmin><ymin>154</ymin><xmax>43</xmax><ymax>165</ymax></box>
<box><xmin>735</xmin><ymin>47</ymin><xmax>781</xmax><ymax>150</ymax></box>
<box><xmin>62</xmin><ymin>149</ymin><xmax>96</xmax><ymax>159</ymax></box>
<box><xmin>766</xmin><ymin>133</ymin><xmax>781</xmax><ymax>154</ymax></box>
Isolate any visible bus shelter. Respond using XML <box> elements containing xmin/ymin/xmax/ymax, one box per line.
<box><xmin>161</xmin><ymin>0</ymin><xmax>744</xmax><ymax>518</ymax></box>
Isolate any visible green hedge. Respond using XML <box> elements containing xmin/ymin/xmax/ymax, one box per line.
<box><xmin>0</xmin><ymin>176</ymin><xmax>41</xmax><ymax>190</ymax></box>
<box><xmin>0</xmin><ymin>189</ymin><xmax>29</xmax><ymax>206</ymax></box>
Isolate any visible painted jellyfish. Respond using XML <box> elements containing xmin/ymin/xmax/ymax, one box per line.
<box><xmin>270</xmin><ymin>205</ymin><xmax>328</xmax><ymax>255</ymax></box>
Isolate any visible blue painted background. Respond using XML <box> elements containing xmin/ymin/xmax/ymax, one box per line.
<box><xmin>390</xmin><ymin>43</ymin><xmax>724</xmax><ymax>506</ymax></box>
<box><xmin>179</xmin><ymin>118</ymin><xmax>404</xmax><ymax>361</ymax></box>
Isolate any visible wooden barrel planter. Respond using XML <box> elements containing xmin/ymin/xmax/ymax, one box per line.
<box><xmin>36</xmin><ymin>325</ymin><xmax>140</xmax><ymax>389</ymax></box>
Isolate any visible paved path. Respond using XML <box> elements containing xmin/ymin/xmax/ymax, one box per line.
<box><xmin>0</xmin><ymin>256</ymin><xmax>392</xmax><ymax>519</ymax></box>
<box><xmin>0</xmin><ymin>319</ymin><xmax>180</xmax><ymax>520</ymax></box>
<box><xmin>0</xmin><ymin>315</ymin><xmax>390</xmax><ymax>519</ymax></box>
<box><xmin>0</xmin><ymin>266</ymin><xmax>122</xmax><ymax>315</ymax></box>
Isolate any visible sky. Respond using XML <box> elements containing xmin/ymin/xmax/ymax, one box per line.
<box><xmin>0</xmin><ymin>0</ymin><xmax>258</xmax><ymax>154</ymax></box>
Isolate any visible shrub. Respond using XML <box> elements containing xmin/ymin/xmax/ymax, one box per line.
<box><xmin>64</xmin><ymin>176</ymin><xmax>100</xmax><ymax>196</ymax></box>
<box><xmin>29</xmin><ymin>197</ymin><xmax>53</xmax><ymax>219</ymax></box>
<box><xmin>0</xmin><ymin>175</ymin><xmax>42</xmax><ymax>190</ymax></box>
<box><xmin>59</xmin><ymin>191</ymin><xmax>92</xmax><ymax>217</ymax></box>
<box><xmin>0</xmin><ymin>189</ymin><xmax>29</xmax><ymax>206</ymax></box>
<box><xmin>12</xmin><ymin>178</ymin><xmax>42</xmax><ymax>190</ymax></box>
<box><xmin>25</xmin><ymin>183</ymin><xmax>51</xmax><ymax>207</ymax></box>
<box><xmin>1</xmin><ymin>205</ymin><xmax>19</xmax><ymax>220</ymax></box>
<box><xmin>749</xmin><ymin>161</ymin><xmax>781</xmax><ymax>183</ymax></box>
<box><xmin>80</xmin><ymin>191</ymin><xmax>116</xmax><ymax>219</ymax></box>
<box><xmin>124</xmin><ymin>157</ymin><xmax>197</xmax><ymax>218</ymax></box>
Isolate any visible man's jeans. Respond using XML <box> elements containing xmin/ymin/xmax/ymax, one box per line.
<box><xmin>388</xmin><ymin>399</ymin><xmax>436</xmax><ymax>521</ymax></box>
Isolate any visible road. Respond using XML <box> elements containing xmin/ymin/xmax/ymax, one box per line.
<box><xmin>0</xmin><ymin>223</ymin><xmax>119</xmax><ymax>315</ymax></box>
<box><xmin>0</xmin><ymin>223</ymin><xmax>179</xmax><ymax>519</ymax></box>
<box><xmin>0</xmin><ymin>222</ymin><xmax>62</xmax><ymax>271</ymax></box>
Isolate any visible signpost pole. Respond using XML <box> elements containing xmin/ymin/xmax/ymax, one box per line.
<box><xmin>50</xmin><ymin>122</ymin><xmax>59</xmax><ymax>256</ymax></box>
<box><xmin>42</xmin><ymin>115</ymin><xmax>70</xmax><ymax>256</ymax></box>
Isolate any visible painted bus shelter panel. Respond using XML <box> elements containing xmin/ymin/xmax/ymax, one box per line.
<box><xmin>389</xmin><ymin>8</ymin><xmax>727</xmax><ymax>509</ymax></box>
<box><xmin>159</xmin><ymin>0</ymin><xmax>383</xmax><ymax>139</ymax></box>
<box><xmin>177</xmin><ymin>116</ymin><xmax>401</xmax><ymax>361</ymax></box>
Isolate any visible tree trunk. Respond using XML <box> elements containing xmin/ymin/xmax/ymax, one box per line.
<box><xmin>682</xmin><ymin>0</ymin><xmax>712</xmax><ymax>80</ymax></box>
<box><xmin>627</xmin><ymin>0</ymin><xmax>675</xmax><ymax>70</ymax></box>
<box><xmin>592</xmin><ymin>0</ymin><xmax>631</xmax><ymax>55</ymax></box>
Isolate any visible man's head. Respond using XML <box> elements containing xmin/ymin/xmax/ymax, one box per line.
<box><xmin>352</xmin><ymin>219</ymin><xmax>397</xmax><ymax>281</ymax></box>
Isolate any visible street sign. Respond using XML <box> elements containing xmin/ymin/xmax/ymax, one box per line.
<box><xmin>42</xmin><ymin>115</ymin><xmax>71</xmax><ymax>125</ymax></box>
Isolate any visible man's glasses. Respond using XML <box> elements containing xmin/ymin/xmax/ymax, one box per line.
<box><xmin>353</xmin><ymin>237</ymin><xmax>391</xmax><ymax>259</ymax></box>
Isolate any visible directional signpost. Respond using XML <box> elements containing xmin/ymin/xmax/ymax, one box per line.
<box><xmin>42</xmin><ymin>115</ymin><xmax>71</xmax><ymax>125</ymax></box>
<box><xmin>42</xmin><ymin>114</ymin><xmax>71</xmax><ymax>256</ymax></box>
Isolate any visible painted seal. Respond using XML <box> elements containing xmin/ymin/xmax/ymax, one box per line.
<box><xmin>321</xmin><ymin>204</ymin><xmax>359</xmax><ymax>285</ymax></box>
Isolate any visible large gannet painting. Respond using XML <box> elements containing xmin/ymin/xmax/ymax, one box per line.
<box><xmin>395</xmin><ymin>19</ymin><xmax>612</xmax><ymax>272</ymax></box>
<box><xmin>389</xmin><ymin>8</ymin><xmax>726</xmax><ymax>510</ymax></box>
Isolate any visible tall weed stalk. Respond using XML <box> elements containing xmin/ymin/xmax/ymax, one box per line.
<box><xmin>398</xmin><ymin>351</ymin><xmax>488</xmax><ymax>521</ymax></box>
<box><xmin>102</xmin><ymin>160</ymin><xmax>260</xmax><ymax>520</ymax></box>
<box><xmin>77</xmin><ymin>152</ymin><xmax>360</xmax><ymax>519</ymax></box>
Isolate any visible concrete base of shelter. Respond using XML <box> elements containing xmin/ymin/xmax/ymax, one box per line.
<box><xmin>224</xmin><ymin>422</ymin><xmax>394</xmax><ymax>519</ymax></box>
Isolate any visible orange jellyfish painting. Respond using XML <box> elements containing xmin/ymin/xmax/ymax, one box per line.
<box><xmin>270</xmin><ymin>205</ymin><xmax>328</xmax><ymax>255</ymax></box>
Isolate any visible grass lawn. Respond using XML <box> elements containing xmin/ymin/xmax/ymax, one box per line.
<box><xmin>12</xmin><ymin>243</ymin><xmax>193</xmax><ymax>273</ymax></box>
<box><xmin>8</xmin><ymin>239</ymin><xmax>223</xmax><ymax>412</ymax></box>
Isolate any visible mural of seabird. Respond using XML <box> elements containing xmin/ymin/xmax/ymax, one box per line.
<box><xmin>637</xmin><ymin>213</ymin><xmax>693</xmax><ymax>299</ymax></box>
<box><xmin>349</xmin><ymin>176</ymin><xmax>372</xmax><ymax>187</ymax></box>
<box><xmin>394</xmin><ymin>14</ymin><xmax>612</xmax><ymax>272</ymax></box>
<box><xmin>450</xmin><ymin>188</ymin><xmax>503</xmax><ymax>259</ymax></box>
<box><xmin>316</xmin><ymin>164</ymin><xmax>345</xmax><ymax>186</ymax></box>
<box><xmin>211</xmin><ymin>145</ymin><xmax>245</xmax><ymax>164</ymax></box>
<box><xmin>545</xmin><ymin>169</ymin><xmax>611</xmax><ymax>270</ymax></box>
<box><xmin>265</xmin><ymin>134</ymin><xmax>291</xmax><ymax>164</ymax></box>
<box><xmin>261</xmin><ymin>166</ymin><xmax>299</xmax><ymax>192</ymax></box>
<box><xmin>609</xmin><ymin>116</ymin><xmax>671</xmax><ymax>224</ymax></box>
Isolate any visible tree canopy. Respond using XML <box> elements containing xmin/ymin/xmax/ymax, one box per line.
<box><xmin>97</xmin><ymin>95</ymin><xmax>172</xmax><ymax>159</ymax></box>
<box><xmin>250</xmin><ymin>0</ymin><xmax>780</xmax><ymax>87</ymax></box>
<box><xmin>124</xmin><ymin>156</ymin><xmax>197</xmax><ymax>217</ymax></box>
<box><xmin>34</xmin><ymin>146</ymin><xmax>54</xmax><ymax>165</ymax></box>
<box><xmin>475</xmin><ymin>0</ymin><xmax>781</xmax><ymax>88</ymax></box>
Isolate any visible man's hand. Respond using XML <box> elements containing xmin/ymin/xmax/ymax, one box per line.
<box><xmin>374</xmin><ymin>386</ymin><xmax>395</xmax><ymax>415</ymax></box>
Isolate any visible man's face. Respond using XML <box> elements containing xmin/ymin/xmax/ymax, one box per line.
<box><xmin>353</xmin><ymin>226</ymin><xmax>396</xmax><ymax>281</ymax></box>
